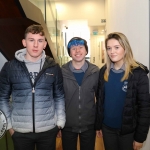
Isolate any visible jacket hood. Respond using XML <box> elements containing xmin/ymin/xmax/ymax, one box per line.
<box><xmin>142</xmin><ymin>65</ymin><xmax>149</xmax><ymax>74</ymax></box>
<box><xmin>42</xmin><ymin>56</ymin><xmax>57</xmax><ymax>69</ymax></box>
<box><xmin>136</xmin><ymin>62</ymin><xmax>149</xmax><ymax>74</ymax></box>
<box><xmin>15</xmin><ymin>48</ymin><xmax>46</xmax><ymax>64</ymax></box>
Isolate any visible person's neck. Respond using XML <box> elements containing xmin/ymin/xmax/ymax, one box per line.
<box><xmin>25</xmin><ymin>55</ymin><xmax>42</xmax><ymax>62</ymax></box>
<box><xmin>113</xmin><ymin>61</ymin><xmax>124</xmax><ymax>70</ymax></box>
<box><xmin>72</xmin><ymin>60</ymin><xmax>85</xmax><ymax>69</ymax></box>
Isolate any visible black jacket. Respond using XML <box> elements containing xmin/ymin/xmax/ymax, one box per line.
<box><xmin>62</xmin><ymin>61</ymin><xmax>99</xmax><ymax>133</ymax></box>
<box><xmin>95</xmin><ymin>64</ymin><xmax>150</xmax><ymax>143</ymax></box>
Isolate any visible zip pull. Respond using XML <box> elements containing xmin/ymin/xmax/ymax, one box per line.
<box><xmin>79</xmin><ymin>86</ymin><xmax>81</xmax><ymax>99</ymax></box>
<box><xmin>32</xmin><ymin>87</ymin><xmax>35</xmax><ymax>93</ymax></box>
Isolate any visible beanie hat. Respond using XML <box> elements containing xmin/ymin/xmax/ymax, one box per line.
<box><xmin>67</xmin><ymin>37</ymin><xmax>88</xmax><ymax>56</ymax></box>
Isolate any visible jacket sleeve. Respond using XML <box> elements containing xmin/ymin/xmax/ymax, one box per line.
<box><xmin>134</xmin><ymin>69</ymin><xmax>150</xmax><ymax>143</ymax></box>
<box><xmin>53</xmin><ymin>64</ymin><xmax>66</xmax><ymax>128</ymax></box>
<box><xmin>0</xmin><ymin>62</ymin><xmax>12</xmax><ymax>130</ymax></box>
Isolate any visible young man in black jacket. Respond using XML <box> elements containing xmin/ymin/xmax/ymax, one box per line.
<box><xmin>60</xmin><ymin>37</ymin><xmax>99</xmax><ymax>150</ymax></box>
<box><xmin>0</xmin><ymin>24</ymin><xmax>65</xmax><ymax>150</ymax></box>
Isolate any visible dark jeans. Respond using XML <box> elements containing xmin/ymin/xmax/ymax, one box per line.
<box><xmin>12</xmin><ymin>126</ymin><xmax>59</xmax><ymax>150</ymax></box>
<box><xmin>62</xmin><ymin>129</ymin><xmax>96</xmax><ymax>150</ymax></box>
<box><xmin>102</xmin><ymin>124</ymin><xmax>134</xmax><ymax>150</ymax></box>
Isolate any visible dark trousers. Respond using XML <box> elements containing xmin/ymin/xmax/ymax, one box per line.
<box><xmin>62</xmin><ymin>129</ymin><xmax>96</xmax><ymax>150</ymax></box>
<box><xmin>102</xmin><ymin>124</ymin><xmax>134</xmax><ymax>150</ymax></box>
<box><xmin>12</xmin><ymin>126</ymin><xmax>59</xmax><ymax>150</ymax></box>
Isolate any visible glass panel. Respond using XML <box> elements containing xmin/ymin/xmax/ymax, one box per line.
<box><xmin>29</xmin><ymin>0</ymin><xmax>66</xmax><ymax>65</ymax></box>
<box><xmin>28</xmin><ymin>0</ymin><xmax>66</xmax><ymax>66</ymax></box>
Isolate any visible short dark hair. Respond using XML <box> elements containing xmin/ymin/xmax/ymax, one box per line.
<box><xmin>24</xmin><ymin>24</ymin><xmax>45</xmax><ymax>38</ymax></box>
<box><xmin>67</xmin><ymin>37</ymin><xmax>88</xmax><ymax>56</ymax></box>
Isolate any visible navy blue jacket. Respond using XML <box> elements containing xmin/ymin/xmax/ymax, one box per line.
<box><xmin>0</xmin><ymin>56</ymin><xmax>65</xmax><ymax>133</ymax></box>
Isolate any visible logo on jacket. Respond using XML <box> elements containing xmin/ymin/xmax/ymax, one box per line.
<box><xmin>0</xmin><ymin>110</ymin><xmax>7</xmax><ymax>139</ymax></box>
<box><xmin>122</xmin><ymin>81</ymin><xmax>128</xmax><ymax>92</ymax></box>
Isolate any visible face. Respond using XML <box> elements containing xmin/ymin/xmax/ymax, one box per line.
<box><xmin>106</xmin><ymin>39</ymin><xmax>125</xmax><ymax>66</ymax></box>
<box><xmin>22</xmin><ymin>33</ymin><xmax>47</xmax><ymax>62</ymax></box>
<box><xmin>70</xmin><ymin>45</ymin><xmax>87</xmax><ymax>63</ymax></box>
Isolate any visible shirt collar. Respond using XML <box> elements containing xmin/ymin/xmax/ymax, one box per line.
<box><xmin>110</xmin><ymin>63</ymin><xmax>125</xmax><ymax>73</ymax></box>
<box><xmin>69</xmin><ymin>61</ymin><xmax>88</xmax><ymax>73</ymax></box>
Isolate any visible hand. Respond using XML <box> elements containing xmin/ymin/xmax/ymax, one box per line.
<box><xmin>57</xmin><ymin>130</ymin><xmax>62</xmax><ymax>138</ymax></box>
<box><xmin>58</xmin><ymin>126</ymin><xmax>62</xmax><ymax>129</ymax></box>
<box><xmin>96</xmin><ymin>130</ymin><xmax>103</xmax><ymax>138</ymax></box>
<box><xmin>133</xmin><ymin>141</ymin><xmax>143</xmax><ymax>150</ymax></box>
<box><xmin>9</xmin><ymin>128</ymin><xmax>15</xmax><ymax>136</ymax></box>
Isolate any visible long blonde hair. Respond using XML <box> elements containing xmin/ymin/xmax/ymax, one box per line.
<box><xmin>104</xmin><ymin>32</ymin><xmax>142</xmax><ymax>81</ymax></box>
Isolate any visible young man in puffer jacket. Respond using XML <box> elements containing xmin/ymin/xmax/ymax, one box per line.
<box><xmin>59</xmin><ymin>37</ymin><xmax>99</xmax><ymax>150</ymax></box>
<box><xmin>0</xmin><ymin>24</ymin><xmax>66</xmax><ymax>150</ymax></box>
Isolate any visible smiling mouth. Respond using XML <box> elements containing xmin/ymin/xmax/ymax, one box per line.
<box><xmin>111</xmin><ymin>55</ymin><xmax>117</xmax><ymax>58</ymax></box>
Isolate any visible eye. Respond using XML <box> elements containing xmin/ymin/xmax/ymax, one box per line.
<box><xmin>115</xmin><ymin>46</ymin><xmax>119</xmax><ymax>49</ymax></box>
<box><xmin>39</xmin><ymin>40</ymin><xmax>44</xmax><ymax>42</ymax></box>
<box><xmin>29</xmin><ymin>39</ymin><xmax>34</xmax><ymax>42</ymax></box>
<box><xmin>71</xmin><ymin>47</ymin><xmax>76</xmax><ymax>50</ymax></box>
<box><xmin>106</xmin><ymin>47</ymin><xmax>111</xmax><ymax>50</ymax></box>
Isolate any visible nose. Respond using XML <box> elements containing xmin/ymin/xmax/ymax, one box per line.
<box><xmin>76</xmin><ymin>47</ymin><xmax>80</xmax><ymax>52</ymax></box>
<box><xmin>110</xmin><ymin>48</ymin><xmax>115</xmax><ymax>53</ymax></box>
<box><xmin>34</xmin><ymin>41</ymin><xmax>38</xmax><ymax>47</ymax></box>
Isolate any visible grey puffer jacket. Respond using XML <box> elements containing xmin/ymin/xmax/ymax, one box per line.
<box><xmin>62</xmin><ymin>61</ymin><xmax>99</xmax><ymax>133</ymax></box>
<box><xmin>0</xmin><ymin>56</ymin><xmax>66</xmax><ymax>133</ymax></box>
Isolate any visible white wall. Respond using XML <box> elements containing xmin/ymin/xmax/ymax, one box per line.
<box><xmin>105</xmin><ymin>0</ymin><xmax>149</xmax><ymax>68</ymax></box>
<box><xmin>60</xmin><ymin>20</ymin><xmax>90</xmax><ymax>56</ymax></box>
<box><xmin>55</xmin><ymin>0</ymin><xmax>105</xmax><ymax>26</ymax></box>
<box><xmin>90</xmin><ymin>35</ymin><xmax>105</xmax><ymax>68</ymax></box>
<box><xmin>0</xmin><ymin>53</ymin><xmax>7</xmax><ymax>70</ymax></box>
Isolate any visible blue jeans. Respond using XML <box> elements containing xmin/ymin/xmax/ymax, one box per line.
<box><xmin>102</xmin><ymin>124</ymin><xmax>134</xmax><ymax>150</ymax></box>
<box><xmin>12</xmin><ymin>126</ymin><xmax>59</xmax><ymax>150</ymax></box>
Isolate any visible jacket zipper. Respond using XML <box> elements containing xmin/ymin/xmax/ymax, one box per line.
<box><xmin>19</xmin><ymin>62</ymin><xmax>35</xmax><ymax>132</ymax></box>
<box><xmin>32</xmin><ymin>87</ymin><xmax>35</xmax><ymax>132</ymax></box>
<box><xmin>19</xmin><ymin>61</ymin><xmax>47</xmax><ymax>133</ymax></box>
<box><xmin>79</xmin><ymin>86</ymin><xmax>81</xmax><ymax>133</ymax></box>
<box><xmin>78</xmin><ymin>73</ymin><xmax>96</xmax><ymax>133</ymax></box>
<box><xmin>32</xmin><ymin>69</ymin><xmax>46</xmax><ymax>132</ymax></box>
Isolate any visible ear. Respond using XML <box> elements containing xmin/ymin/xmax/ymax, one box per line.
<box><xmin>44</xmin><ymin>41</ymin><xmax>47</xmax><ymax>49</ymax></box>
<box><xmin>22</xmin><ymin>39</ymin><xmax>26</xmax><ymax>47</ymax></box>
